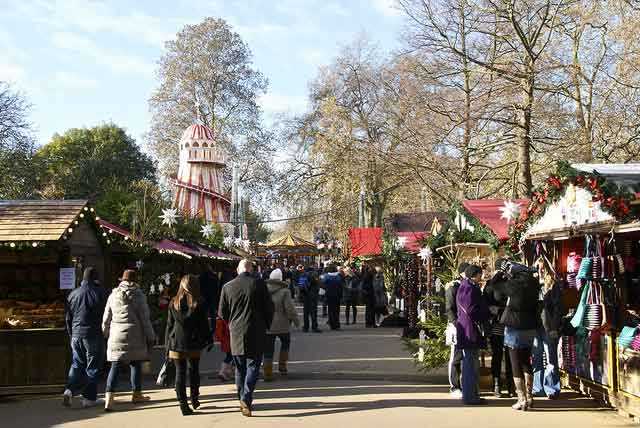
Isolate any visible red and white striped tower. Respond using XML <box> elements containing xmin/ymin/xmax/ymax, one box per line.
<box><xmin>172</xmin><ymin>123</ymin><xmax>230</xmax><ymax>222</ymax></box>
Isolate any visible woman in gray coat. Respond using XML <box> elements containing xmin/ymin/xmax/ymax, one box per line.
<box><xmin>102</xmin><ymin>270</ymin><xmax>156</xmax><ymax>411</ymax></box>
<box><xmin>263</xmin><ymin>268</ymin><xmax>300</xmax><ymax>381</ymax></box>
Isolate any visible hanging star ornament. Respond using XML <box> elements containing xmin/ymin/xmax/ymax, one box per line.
<box><xmin>159</xmin><ymin>208</ymin><xmax>180</xmax><ymax>227</ymax></box>
<box><xmin>201</xmin><ymin>223</ymin><xmax>215</xmax><ymax>239</ymax></box>
<box><xmin>418</xmin><ymin>246</ymin><xmax>432</xmax><ymax>261</ymax></box>
<box><xmin>499</xmin><ymin>200</ymin><xmax>522</xmax><ymax>223</ymax></box>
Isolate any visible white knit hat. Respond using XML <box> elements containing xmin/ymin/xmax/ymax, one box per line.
<box><xmin>269</xmin><ymin>268</ymin><xmax>283</xmax><ymax>281</ymax></box>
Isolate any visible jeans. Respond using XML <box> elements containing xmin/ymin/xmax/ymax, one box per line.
<box><xmin>302</xmin><ymin>292</ymin><xmax>318</xmax><ymax>331</ymax></box>
<box><xmin>65</xmin><ymin>336</ymin><xmax>104</xmax><ymax>401</ymax></box>
<box><xmin>233</xmin><ymin>355</ymin><xmax>263</xmax><ymax>407</ymax></box>
<box><xmin>461</xmin><ymin>348</ymin><xmax>480</xmax><ymax>403</ymax></box>
<box><xmin>448</xmin><ymin>344</ymin><xmax>463</xmax><ymax>391</ymax></box>
<box><xmin>106</xmin><ymin>360</ymin><xmax>142</xmax><ymax>393</ymax></box>
<box><xmin>264</xmin><ymin>333</ymin><xmax>291</xmax><ymax>360</ymax></box>
<box><xmin>532</xmin><ymin>329</ymin><xmax>560</xmax><ymax>397</ymax></box>
<box><xmin>327</xmin><ymin>296</ymin><xmax>341</xmax><ymax>329</ymax></box>
<box><xmin>174</xmin><ymin>358</ymin><xmax>200</xmax><ymax>398</ymax></box>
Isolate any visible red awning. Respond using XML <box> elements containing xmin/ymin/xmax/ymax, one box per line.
<box><xmin>97</xmin><ymin>219</ymin><xmax>131</xmax><ymax>238</ymax></box>
<box><xmin>348</xmin><ymin>227</ymin><xmax>383</xmax><ymax>257</ymax></box>
<box><xmin>396</xmin><ymin>231</ymin><xmax>427</xmax><ymax>253</ymax></box>
<box><xmin>462</xmin><ymin>199</ymin><xmax>529</xmax><ymax>241</ymax></box>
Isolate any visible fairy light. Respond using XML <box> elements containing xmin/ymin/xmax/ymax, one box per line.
<box><xmin>68</xmin><ymin>227</ymin><xmax>73</xmax><ymax>233</ymax></box>
<box><xmin>9</xmin><ymin>242</ymin><xmax>15</xmax><ymax>248</ymax></box>
<box><xmin>79</xmin><ymin>213</ymin><xmax>85</xmax><ymax>218</ymax></box>
<box><xmin>32</xmin><ymin>242</ymin><xmax>38</xmax><ymax>247</ymax></box>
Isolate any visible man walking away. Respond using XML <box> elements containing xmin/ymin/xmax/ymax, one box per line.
<box><xmin>445</xmin><ymin>262</ymin><xmax>469</xmax><ymax>398</ymax></box>
<box><xmin>297</xmin><ymin>265</ymin><xmax>321</xmax><ymax>333</ymax></box>
<box><xmin>219</xmin><ymin>259</ymin><xmax>274</xmax><ymax>417</ymax></box>
<box><xmin>321</xmin><ymin>265</ymin><xmax>343</xmax><ymax>330</ymax></box>
<box><xmin>63</xmin><ymin>267</ymin><xmax>108</xmax><ymax>408</ymax></box>
<box><xmin>343</xmin><ymin>267</ymin><xmax>360</xmax><ymax>325</ymax></box>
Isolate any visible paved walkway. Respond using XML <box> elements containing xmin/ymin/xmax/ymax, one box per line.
<box><xmin>0</xmin><ymin>305</ymin><xmax>633</xmax><ymax>428</ymax></box>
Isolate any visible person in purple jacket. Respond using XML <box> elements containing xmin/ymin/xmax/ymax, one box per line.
<box><xmin>456</xmin><ymin>264</ymin><xmax>490</xmax><ymax>405</ymax></box>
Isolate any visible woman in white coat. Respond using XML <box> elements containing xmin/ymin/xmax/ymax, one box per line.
<box><xmin>102</xmin><ymin>269</ymin><xmax>156</xmax><ymax>411</ymax></box>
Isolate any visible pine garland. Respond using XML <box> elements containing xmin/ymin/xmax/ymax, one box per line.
<box><xmin>509</xmin><ymin>161</ymin><xmax>637</xmax><ymax>251</ymax></box>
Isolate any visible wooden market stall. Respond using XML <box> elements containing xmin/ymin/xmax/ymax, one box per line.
<box><xmin>0</xmin><ymin>200</ymin><xmax>105</xmax><ymax>393</ymax></box>
<box><xmin>511</xmin><ymin>163</ymin><xmax>640</xmax><ymax>416</ymax></box>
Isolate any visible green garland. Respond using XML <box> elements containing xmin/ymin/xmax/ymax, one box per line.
<box><xmin>423</xmin><ymin>201</ymin><xmax>502</xmax><ymax>250</ymax></box>
<box><xmin>509</xmin><ymin>161</ymin><xmax>637</xmax><ymax>251</ymax></box>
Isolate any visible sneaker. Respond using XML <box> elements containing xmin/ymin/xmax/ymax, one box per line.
<box><xmin>449</xmin><ymin>389</ymin><xmax>463</xmax><ymax>399</ymax></box>
<box><xmin>62</xmin><ymin>389</ymin><xmax>73</xmax><ymax>407</ymax></box>
<box><xmin>82</xmin><ymin>398</ymin><xmax>104</xmax><ymax>408</ymax></box>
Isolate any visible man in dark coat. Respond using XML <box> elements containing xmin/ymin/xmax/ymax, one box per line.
<box><xmin>298</xmin><ymin>265</ymin><xmax>321</xmax><ymax>333</ymax></box>
<box><xmin>321</xmin><ymin>265</ymin><xmax>343</xmax><ymax>330</ymax></box>
<box><xmin>63</xmin><ymin>266</ymin><xmax>108</xmax><ymax>408</ymax></box>
<box><xmin>199</xmin><ymin>264</ymin><xmax>220</xmax><ymax>330</ymax></box>
<box><xmin>218</xmin><ymin>259</ymin><xmax>274</xmax><ymax>417</ymax></box>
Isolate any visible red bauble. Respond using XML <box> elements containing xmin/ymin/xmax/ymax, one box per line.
<box><xmin>547</xmin><ymin>176</ymin><xmax>562</xmax><ymax>189</ymax></box>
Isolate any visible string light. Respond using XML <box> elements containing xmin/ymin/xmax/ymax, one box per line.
<box><xmin>84</xmin><ymin>207</ymin><xmax>89</xmax><ymax>211</ymax></box>
<box><xmin>9</xmin><ymin>242</ymin><xmax>15</xmax><ymax>248</ymax></box>
<box><xmin>31</xmin><ymin>242</ymin><xmax>38</xmax><ymax>247</ymax></box>
<box><xmin>68</xmin><ymin>228</ymin><xmax>73</xmax><ymax>233</ymax></box>
<box><xmin>79</xmin><ymin>213</ymin><xmax>85</xmax><ymax>218</ymax></box>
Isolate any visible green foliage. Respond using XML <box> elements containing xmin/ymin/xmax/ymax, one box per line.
<box><xmin>35</xmin><ymin>124</ymin><xmax>156</xmax><ymax>201</ymax></box>
<box><xmin>405</xmin><ymin>308</ymin><xmax>450</xmax><ymax>372</ymax></box>
<box><xmin>424</xmin><ymin>201</ymin><xmax>501</xmax><ymax>250</ymax></box>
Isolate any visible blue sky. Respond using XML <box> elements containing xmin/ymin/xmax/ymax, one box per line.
<box><xmin>1</xmin><ymin>0</ymin><xmax>404</xmax><ymax>148</ymax></box>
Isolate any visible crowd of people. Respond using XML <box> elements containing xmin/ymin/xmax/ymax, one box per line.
<box><xmin>445</xmin><ymin>258</ymin><xmax>564</xmax><ymax>409</ymax></box>
<box><xmin>61</xmin><ymin>259</ymin><xmax>389</xmax><ymax>417</ymax></box>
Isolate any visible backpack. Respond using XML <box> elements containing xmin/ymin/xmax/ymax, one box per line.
<box><xmin>297</xmin><ymin>273</ymin><xmax>310</xmax><ymax>290</ymax></box>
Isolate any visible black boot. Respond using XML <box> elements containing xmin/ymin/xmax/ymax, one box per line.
<box><xmin>176</xmin><ymin>387</ymin><xmax>193</xmax><ymax>416</ymax></box>
<box><xmin>190</xmin><ymin>386</ymin><xmax>200</xmax><ymax>410</ymax></box>
<box><xmin>493</xmin><ymin>377</ymin><xmax>502</xmax><ymax>398</ymax></box>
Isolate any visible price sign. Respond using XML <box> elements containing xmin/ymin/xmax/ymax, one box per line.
<box><xmin>59</xmin><ymin>268</ymin><xmax>76</xmax><ymax>290</ymax></box>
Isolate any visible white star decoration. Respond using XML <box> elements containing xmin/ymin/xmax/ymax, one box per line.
<box><xmin>499</xmin><ymin>200</ymin><xmax>521</xmax><ymax>223</ymax></box>
<box><xmin>159</xmin><ymin>208</ymin><xmax>180</xmax><ymax>227</ymax></box>
<box><xmin>418</xmin><ymin>246</ymin><xmax>433</xmax><ymax>261</ymax></box>
<box><xmin>201</xmin><ymin>223</ymin><xmax>214</xmax><ymax>239</ymax></box>
<box><xmin>397</xmin><ymin>236</ymin><xmax>408</xmax><ymax>248</ymax></box>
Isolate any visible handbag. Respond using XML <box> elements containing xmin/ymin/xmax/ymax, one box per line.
<box><xmin>584</xmin><ymin>282</ymin><xmax>604</xmax><ymax>331</ymax></box>
<box><xmin>156</xmin><ymin>356</ymin><xmax>175</xmax><ymax>387</ymax></box>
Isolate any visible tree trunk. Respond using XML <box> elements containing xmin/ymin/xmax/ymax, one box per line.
<box><xmin>459</xmin><ymin>1</ymin><xmax>472</xmax><ymax>199</ymax></box>
<box><xmin>517</xmin><ymin>60</ymin><xmax>534</xmax><ymax>196</ymax></box>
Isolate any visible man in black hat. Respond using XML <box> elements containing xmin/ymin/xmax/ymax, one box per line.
<box><xmin>63</xmin><ymin>266</ymin><xmax>108</xmax><ymax>408</ymax></box>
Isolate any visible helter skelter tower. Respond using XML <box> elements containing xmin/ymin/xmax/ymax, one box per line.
<box><xmin>172</xmin><ymin>122</ymin><xmax>231</xmax><ymax>223</ymax></box>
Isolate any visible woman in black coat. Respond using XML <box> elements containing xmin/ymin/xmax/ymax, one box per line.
<box><xmin>165</xmin><ymin>275</ymin><xmax>212</xmax><ymax>415</ymax></box>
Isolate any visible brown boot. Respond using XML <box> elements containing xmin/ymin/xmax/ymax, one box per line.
<box><xmin>131</xmin><ymin>391</ymin><xmax>150</xmax><ymax>403</ymax></box>
<box><xmin>278</xmin><ymin>351</ymin><xmax>289</xmax><ymax>375</ymax></box>
<box><xmin>263</xmin><ymin>359</ymin><xmax>274</xmax><ymax>382</ymax></box>
<box><xmin>511</xmin><ymin>378</ymin><xmax>528</xmax><ymax>411</ymax></box>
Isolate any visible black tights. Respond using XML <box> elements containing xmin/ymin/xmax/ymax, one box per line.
<box><xmin>508</xmin><ymin>347</ymin><xmax>532</xmax><ymax>378</ymax></box>
<box><xmin>174</xmin><ymin>358</ymin><xmax>200</xmax><ymax>398</ymax></box>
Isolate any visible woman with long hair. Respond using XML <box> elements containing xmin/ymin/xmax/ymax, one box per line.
<box><xmin>165</xmin><ymin>274</ymin><xmax>212</xmax><ymax>415</ymax></box>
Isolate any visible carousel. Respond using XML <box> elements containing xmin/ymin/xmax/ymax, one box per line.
<box><xmin>255</xmin><ymin>233</ymin><xmax>319</xmax><ymax>267</ymax></box>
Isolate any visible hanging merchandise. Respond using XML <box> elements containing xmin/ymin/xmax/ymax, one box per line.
<box><xmin>584</xmin><ymin>283</ymin><xmax>604</xmax><ymax>331</ymax></box>
<box><xmin>618</xmin><ymin>326</ymin><xmax>637</xmax><ymax>350</ymax></box>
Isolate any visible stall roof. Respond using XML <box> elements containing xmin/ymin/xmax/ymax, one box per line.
<box><xmin>97</xmin><ymin>219</ymin><xmax>131</xmax><ymax>238</ymax></box>
<box><xmin>0</xmin><ymin>199</ymin><xmax>88</xmax><ymax>242</ymax></box>
<box><xmin>349</xmin><ymin>227</ymin><xmax>383</xmax><ymax>257</ymax></box>
<box><xmin>263</xmin><ymin>233</ymin><xmax>316</xmax><ymax>248</ymax></box>
<box><xmin>462</xmin><ymin>199</ymin><xmax>529</xmax><ymax>241</ymax></box>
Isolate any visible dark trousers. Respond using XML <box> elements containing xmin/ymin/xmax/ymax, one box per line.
<box><xmin>106</xmin><ymin>360</ymin><xmax>142</xmax><ymax>393</ymax></box>
<box><xmin>302</xmin><ymin>292</ymin><xmax>318</xmax><ymax>331</ymax></box>
<box><xmin>66</xmin><ymin>336</ymin><xmax>104</xmax><ymax>401</ymax></box>
<box><xmin>490</xmin><ymin>335</ymin><xmax>513</xmax><ymax>380</ymax></box>
<box><xmin>327</xmin><ymin>296</ymin><xmax>341</xmax><ymax>329</ymax></box>
<box><xmin>265</xmin><ymin>333</ymin><xmax>291</xmax><ymax>359</ymax></box>
<box><xmin>345</xmin><ymin>297</ymin><xmax>357</xmax><ymax>323</ymax></box>
<box><xmin>509</xmin><ymin>347</ymin><xmax>533</xmax><ymax>378</ymax></box>
<box><xmin>233</xmin><ymin>355</ymin><xmax>263</xmax><ymax>407</ymax></box>
<box><xmin>174</xmin><ymin>358</ymin><xmax>200</xmax><ymax>399</ymax></box>
<box><xmin>365</xmin><ymin>295</ymin><xmax>376</xmax><ymax>327</ymax></box>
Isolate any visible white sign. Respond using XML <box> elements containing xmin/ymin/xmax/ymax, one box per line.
<box><xmin>59</xmin><ymin>268</ymin><xmax>76</xmax><ymax>290</ymax></box>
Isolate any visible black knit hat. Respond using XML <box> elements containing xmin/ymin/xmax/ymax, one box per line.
<box><xmin>458</xmin><ymin>262</ymin><xmax>470</xmax><ymax>274</ymax></box>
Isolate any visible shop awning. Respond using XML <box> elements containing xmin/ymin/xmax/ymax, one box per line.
<box><xmin>462</xmin><ymin>199</ymin><xmax>529</xmax><ymax>241</ymax></box>
<box><xmin>396</xmin><ymin>231</ymin><xmax>427</xmax><ymax>253</ymax></box>
<box><xmin>348</xmin><ymin>227</ymin><xmax>383</xmax><ymax>257</ymax></box>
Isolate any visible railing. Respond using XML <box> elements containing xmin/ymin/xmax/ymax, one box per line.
<box><xmin>185</xmin><ymin>147</ymin><xmax>227</xmax><ymax>164</ymax></box>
